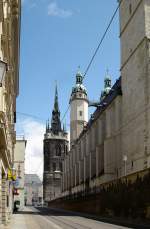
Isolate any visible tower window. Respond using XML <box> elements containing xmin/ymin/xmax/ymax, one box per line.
<box><xmin>79</xmin><ymin>111</ymin><xmax>82</xmax><ymax>116</ymax></box>
<box><xmin>53</xmin><ymin>163</ymin><xmax>56</xmax><ymax>171</ymax></box>
<box><xmin>131</xmin><ymin>161</ymin><xmax>134</xmax><ymax>168</ymax></box>
<box><xmin>59</xmin><ymin>162</ymin><xmax>62</xmax><ymax>171</ymax></box>
<box><xmin>56</xmin><ymin>145</ymin><xmax>61</xmax><ymax>156</ymax></box>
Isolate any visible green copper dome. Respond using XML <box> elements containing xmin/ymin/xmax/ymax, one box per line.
<box><xmin>71</xmin><ymin>70</ymin><xmax>87</xmax><ymax>96</ymax></box>
<box><xmin>76</xmin><ymin>71</ymin><xmax>83</xmax><ymax>84</ymax></box>
<box><xmin>100</xmin><ymin>72</ymin><xmax>112</xmax><ymax>101</ymax></box>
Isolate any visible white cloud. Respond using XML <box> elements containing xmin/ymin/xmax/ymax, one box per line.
<box><xmin>48</xmin><ymin>2</ymin><xmax>73</xmax><ymax>18</ymax></box>
<box><xmin>17</xmin><ymin>118</ymin><xmax>45</xmax><ymax>180</ymax></box>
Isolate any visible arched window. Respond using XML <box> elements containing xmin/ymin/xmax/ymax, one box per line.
<box><xmin>56</xmin><ymin>144</ymin><xmax>61</xmax><ymax>156</ymax></box>
<box><xmin>53</xmin><ymin>162</ymin><xmax>56</xmax><ymax>171</ymax></box>
<box><xmin>59</xmin><ymin>162</ymin><xmax>62</xmax><ymax>171</ymax></box>
<box><xmin>65</xmin><ymin>145</ymin><xmax>68</xmax><ymax>154</ymax></box>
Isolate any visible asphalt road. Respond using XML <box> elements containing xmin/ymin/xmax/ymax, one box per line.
<box><xmin>3</xmin><ymin>206</ymin><xmax>133</xmax><ymax>229</ymax></box>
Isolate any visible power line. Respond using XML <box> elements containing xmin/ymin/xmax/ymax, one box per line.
<box><xmin>17</xmin><ymin>4</ymin><xmax>120</xmax><ymax>127</ymax></box>
<box><xmin>29</xmin><ymin>106</ymin><xmax>70</xmax><ymax>175</ymax></box>
<box><xmin>83</xmin><ymin>2</ymin><xmax>120</xmax><ymax>78</ymax></box>
<box><xmin>17</xmin><ymin>108</ymin><xmax>70</xmax><ymax>124</ymax></box>
<box><xmin>17</xmin><ymin>112</ymin><xmax>46</xmax><ymax>122</ymax></box>
<box><xmin>61</xmin><ymin>104</ymin><xmax>70</xmax><ymax>123</ymax></box>
<box><xmin>60</xmin><ymin>3</ymin><xmax>120</xmax><ymax>122</ymax></box>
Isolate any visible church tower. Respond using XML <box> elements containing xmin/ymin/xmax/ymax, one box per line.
<box><xmin>43</xmin><ymin>85</ymin><xmax>68</xmax><ymax>203</ymax></box>
<box><xmin>70</xmin><ymin>71</ymin><xmax>88</xmax><ymax>147</ymax></box>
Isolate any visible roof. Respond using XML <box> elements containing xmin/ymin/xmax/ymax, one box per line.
<box><xmin>76</xmin><ymin>77</ymin><xmax>122</xmax><ymax>141</ymax></box>
<box><xmin>25</xmin><ymin>174</ymin><xmax>42</xmax><ymax>185</ymax></box>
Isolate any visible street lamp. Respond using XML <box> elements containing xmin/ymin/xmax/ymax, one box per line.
<box><xmin>0</xmin><ymin>60</ymin><xmax>7</xmax><ymax>87</ymax></box>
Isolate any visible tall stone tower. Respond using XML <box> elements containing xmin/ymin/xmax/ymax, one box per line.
<box><xmin>119</xmin><ymin>0</ymin><xmax>150</xmax><ymax>174</ymax></box>
<box><xmin>43</xmin><ymin>86</ymin><xmax>68</xmax><ymax>202</ymax></box>
<box><xmin>70</xmin><ymin>71</ymin><xmax>88</xmax><ymax>147</ymax></box>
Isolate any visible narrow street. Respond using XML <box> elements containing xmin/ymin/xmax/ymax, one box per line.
<box><xmin>3</xmin><ymin>207</ymin><xmax>131</xmax><ymax>229</ymax></box>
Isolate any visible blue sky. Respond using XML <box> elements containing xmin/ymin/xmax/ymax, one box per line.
<box><xmin>17</xmin><ymin>0</ymin><xmax>120</xmax><ymax>177</ymax></box>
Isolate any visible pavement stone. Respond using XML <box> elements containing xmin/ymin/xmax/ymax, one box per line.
<box><xmin>1</xmin><ymin>207</ymin><xmax>35</xmax><ymax>229</ymax></box>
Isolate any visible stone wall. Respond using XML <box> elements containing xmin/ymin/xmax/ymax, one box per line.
<box><xmin>61</xmin><ymin>0</ymin><xmax>150</xmax><ymax>203</ymax></box>
<box><xmin>62</xmin><ymin>80</ymin><xmax>122</xmax><ymax>196</ymax></box>
<box><xmin>49</xmin><ymin>169</ymin><xmax>150</xmax><ymax>221</ymax></box>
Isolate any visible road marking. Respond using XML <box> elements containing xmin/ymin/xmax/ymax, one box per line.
<box><xmin>39</xmin><ymin>215</ymin><xmax>63</xmax><ymax>229</ymax></box>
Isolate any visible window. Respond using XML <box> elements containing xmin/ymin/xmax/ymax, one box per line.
<box><xmin>56</xmin><ymin>145</ymin><xmax>61</xmax><ymax>156</ymax></box>
<box><xmin>59</xmin><ymin>162</ymin><xmax>62</xmax><ymax>171</ymax></box>
<box><xmin>64</xmin><ymin>144</ymin><xmax>68</xmax><ymax>154</ymax></box>
<box><xmin>18</xmin><ymin>164</ymin><xmax>21</xmax><ymax>178</ymax></box>
<box><xmin>131</xmin><ymin>161</ymin><xmax>134</xmax><ymax>168</ymax></box>
<box><xmin>7</xmin><ymin>195</ymin><xmax>9</xmax><ymax>207</ymax></box>
<box><xmin>79</xmin><ymin>111</ymin><xmax>82</xmax><ymax>116</ymax></box>
<box><xmin>53</xmin><ymin>162</ymin><xmax>56</xmax><ymax>171</ymax></box>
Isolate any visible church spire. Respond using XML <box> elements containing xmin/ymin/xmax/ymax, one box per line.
<box><xmin>51</xmin><ymin>84</ymin><xmax>61</xmax><ymax>134</ymax></box>
<box><xmin>54</xmin><ymin>83</ymin><xmax>59</xmax><ymax>112</ymax></box>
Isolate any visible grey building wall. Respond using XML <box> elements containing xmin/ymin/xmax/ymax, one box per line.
<box><xmin>62</xmin><ymin>0</ymin><xmax>150</xmax><ymax>197</ymax></box>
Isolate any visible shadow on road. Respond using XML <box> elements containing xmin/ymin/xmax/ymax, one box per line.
<box><xmin>15</xmin><ymin>207</ymin><xmax>150</xmax><ymax>229</ymax></box>
<box><xmin>16</xmin><ymin>207</ymin><xmax>78</xmax><ymax>217</ymax></box>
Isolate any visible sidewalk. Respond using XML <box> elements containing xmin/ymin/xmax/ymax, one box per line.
<box><xmin>1</xmin><ymin>207</ymin><xmax>38</xmax><ymax>229</ymax></box>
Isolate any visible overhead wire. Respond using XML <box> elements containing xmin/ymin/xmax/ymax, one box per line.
<box><xmin>61</xmin><ymin>2</ymin><xmax>120</xmax><ymax>122</ymax></box>
<box><xmin>83</xmin><ymin>2</ymin><xmax>120</xmax><ymax>78</ymax></box>
<box><xmin>19</xmin><ymin>3</ymin><xmax>121</xmax><ymax>176</ymax></box>
<box><xmin>17</xmin><ymin>112</ymin><xmax>46</xmax><ymax>122</ymax></box>
<box><xmin>61</xmin><ymin>104</ymin><xmax>70</xmax><ymax>123</ymax></box>
<box><xmin>17</xmin><ymin>4</ymin><xmax>120</xmax><ymax>126</ymax></box>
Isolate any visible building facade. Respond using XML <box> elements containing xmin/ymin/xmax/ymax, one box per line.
<box><xmin>62</xmin><ymin>0</ymin><xmax>150</xmax><ymax>197</ymax></box>
<box><xmin>0</xmin><ymin>0</ymin><xmax>21</xmax><ymax>225</ymax></box>
<box><xmin>43</xmin><ymin>86</ymin><xmax>68</xmax><ymax>202</ymax></box>
<box><xmin>24</xmin><ymin>174</ymin><xmax>43</xmax><ymax>206</ymax></box>
<box><xmin>14</xmin><ymin>137</ymin><xmax>27</xmax><ymax>210</ymax></box>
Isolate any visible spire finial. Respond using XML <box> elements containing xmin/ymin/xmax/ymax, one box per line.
<box><xmin>64</xmin><ymin>120</ymin><xmax>67</xmax><ymax>132</ymax></box>
<box><xmin>51</xmin><ymin>83</ymin><xmax>61</xmax><ymax>134</ymax></box>
<box><xmin>47</xmin><ymin>119</ymin><xmax>50</xmax><ymax>130</ymax></box>
<box><xmin>106</xmin><ymin>68</ymin><xmax>109</xmax><ymax>75</ymax></box>
<box><xmin>55</xmin><ymin>81</ymin><xmax>58</xmax><ymax>97</ymax></box>
<box><xmin>46</xmin><ymin>120</ymin><xmax>47</xmax><ymax>131</ymax></box>
<box><xmin>54</xmin><ymin>81</ymin><xmax>59</xmax><ymax>112</ymax></box>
